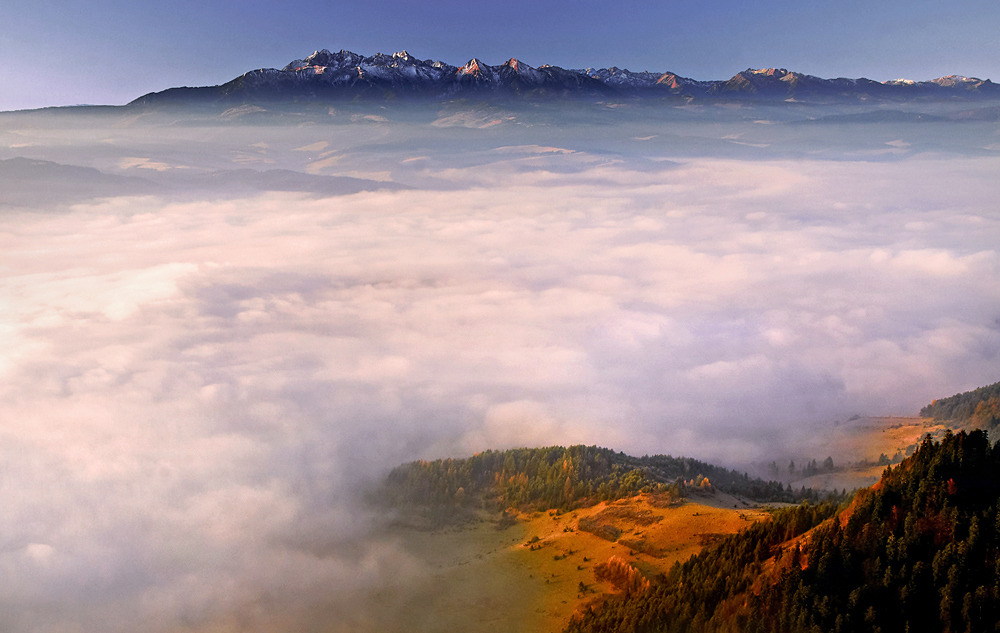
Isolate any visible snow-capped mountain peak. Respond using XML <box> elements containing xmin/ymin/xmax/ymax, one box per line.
<box><xmin>131</xmin><ymin>48</ymin><xmax>1000</xmax><ymax>106</ymax></box>
<box><xmin>457</xmin><ymin>58</ymin><xmax>486</xmax><ymax>76</ymax></box>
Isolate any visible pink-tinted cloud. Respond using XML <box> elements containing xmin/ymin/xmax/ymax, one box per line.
<box><xmin>0</xmin><ymin>145</ymin><xmax>998</xmax><ymax>630</ymax></box>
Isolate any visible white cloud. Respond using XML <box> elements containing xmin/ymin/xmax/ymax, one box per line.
<box><xmin>0</xmin><ymin>131</ymin><xmax>999</xmax><ymax>631</ymax></box>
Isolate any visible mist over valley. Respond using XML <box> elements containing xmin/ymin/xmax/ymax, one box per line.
<box><xmin>1</xmin><ymin>88</ymin><xmax>999</xmax><ymax>631</ymax></box>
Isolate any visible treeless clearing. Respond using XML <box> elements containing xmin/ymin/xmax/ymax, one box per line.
<box><xmin>361</xmin><ymin>516</ymin><xmax>537</xmax><ymax>632</ymax></box>
<box><xmin>375</xmin><ymin>491</ymin><xmax>770</xmax><ymax>633</ymax></box>
<box><xmin>833</xmin><ymin>416</ymin><xmax>948</xmax><ymax>463</ymax></box>
<box><xmin>366</xmin><ymin>417</ymin><xmax>962</xmax><ymax>631</ymax></box>
<box><xmin>789</xmin><ymin>416</ymin><xmax>950</xmax><ymax>492</ymax></box>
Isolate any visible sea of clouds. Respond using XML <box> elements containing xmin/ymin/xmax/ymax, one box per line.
<box><xmin>1</xmin><ymin>108</ymin><xmax>999</xmax><ymax>630</ymax></box>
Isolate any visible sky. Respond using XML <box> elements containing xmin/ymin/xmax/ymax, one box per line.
<box><xmin>1</xmin><ymin>0</ymin><xmax>1000</xmax><ymax>110</ymax></box>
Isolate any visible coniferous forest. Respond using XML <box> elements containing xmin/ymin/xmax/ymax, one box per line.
<box><xmin>566</xmin><ymin>430</ymin><xmax>1000</xmax><ymax>633</ymax></box>
<box><xmin>380</xmin><ymin>445</ymin><xmax>819</xmax><ymax>514</ymax></box>
<box><xmin>922</xmin><ymin>380</ymin><xmax>1000</xmax><ymax>430</ymax></box>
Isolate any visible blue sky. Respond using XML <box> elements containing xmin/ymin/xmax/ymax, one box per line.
<box><xmin>1</xmin><ymin>0</ymin><xmax>998</xmax><ymax>110</ymax></box>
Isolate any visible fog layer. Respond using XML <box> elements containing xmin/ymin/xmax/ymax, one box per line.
<box><xmin>1</xmin><ymin>103</ymin><xmax>999</xmax><ymax>630</ymax></box>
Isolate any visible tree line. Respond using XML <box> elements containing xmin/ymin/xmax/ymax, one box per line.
<box><xmin>378</xmin><ymin>445</ymin><xmax>825</xmax><ymax>514</ymax></box>
<box><xmin>922</xmin><ymin>379</ymin><xmax>1000</xmax><ymax>430</ymax></box>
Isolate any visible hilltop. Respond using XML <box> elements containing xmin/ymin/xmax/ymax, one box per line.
<box><xmin>377</xmin><ymin>445</ymin><xmax>832</xmax><ymax>527</ymax></box>
<box><xmin>375</xmin><ymin>378</ymin><xmax>1000</xmax><ymax>633</ymax></box>
<box><xmin>922</xmin><ymin>379</ymin><xmax>1000</xmax><ymax>431</ymax></box>
<box><xmin>373</xmin><ymin>446</ymin><xmax>845</xmax><ymax>631</ymax></box>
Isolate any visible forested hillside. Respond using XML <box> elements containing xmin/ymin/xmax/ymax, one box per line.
<box><xmin>380</xmin><ymin>445</ymin><xmax>814</xmax><ymax>513</ymax></box>
<box><xmin>567</xmin><ymin>430</ymin><xmax>1000</xmax><ymax>633</ymax></box>
<box><xmin>922</xmin><ymin>380</ymin><xmax>1000</xmax><ymax>429</ymax></box>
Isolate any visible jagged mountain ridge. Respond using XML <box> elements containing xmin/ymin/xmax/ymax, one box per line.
<box><xmin>130</xmin><ymin>48</ymin><xmax>1000</xmax><ymax>105</ymax></box>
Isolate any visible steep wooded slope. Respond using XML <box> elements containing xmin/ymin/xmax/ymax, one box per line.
<box><xmin>567</xmin><ymin>430</ymin><xmax>1000</xmax><ymax>633</ymax></box>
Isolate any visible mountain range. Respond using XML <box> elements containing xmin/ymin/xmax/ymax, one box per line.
<box><xmin>130</xmin><ymin>49</ymin><xmax>1000</xmax><ymax>106</ymax></box>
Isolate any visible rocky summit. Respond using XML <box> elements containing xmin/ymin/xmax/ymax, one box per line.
<box><xmin>129</xmin><ymin>48</ymin><xmax>1000</xmax><ymax>105</ymax></box>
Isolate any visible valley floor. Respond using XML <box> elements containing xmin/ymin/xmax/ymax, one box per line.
<box><xmin>370</xmin><ymin>491</ymin><xmax>768</xmax><ymax>633</ymax></box>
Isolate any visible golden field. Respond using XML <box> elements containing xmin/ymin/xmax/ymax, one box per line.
<box><xmin>365</xmin><ymin>415</ymin><xmax>956</xmax><ymax>632</ymax></box>
<box><xmin>369</xmin><ymin>490</ymin><xmax>768</xmax><ymax>633</ymax></box>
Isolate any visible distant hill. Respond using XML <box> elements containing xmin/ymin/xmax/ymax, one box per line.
<box><xmin>922</xmin><ymin>380</ymin><xmax>1000</xmax><ymax>430</ymax></box>
<box><xmin>566</xmin><ymin>429</ymin><xmax>1000</xmax><ymax>633</ymax></box>
<box><xmin>379</xmin><ymin>445</ymin><xmax>822</xmax><ymax>518</ymax></box>
<box><xmin>0</xmin><ymin>157</ymin><xmax>158</xmax><ymax>207</ymax></box>
<box><xmin>0</xmin><ymin>158</ymin><xmax>403</xmax><ymax>208</ymax></box>
<box><xmin>129</xmin><ymin>49</ymin><xmax>1000</xmax><ymax>106</ymax></box>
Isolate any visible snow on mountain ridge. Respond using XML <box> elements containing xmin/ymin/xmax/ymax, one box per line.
<box><xmin>128</xmin><ymin>49</ymin><xmax>1000</xmax><ymax>105</ymax></box>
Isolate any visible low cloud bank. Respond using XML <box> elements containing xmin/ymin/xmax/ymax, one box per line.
<box><xmin>1</xmin><ymin>152</ymin><xmax>998</xmax><ymax>630</ymax></box>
